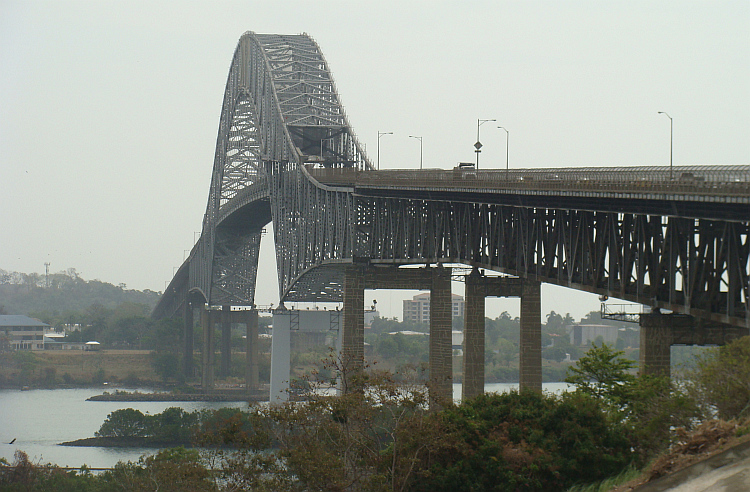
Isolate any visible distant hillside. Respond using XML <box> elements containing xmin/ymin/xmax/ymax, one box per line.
<box><xmin>0</xmin><ymin>268</ymin><xmax>160</xmax><ymax>316</ymax></box>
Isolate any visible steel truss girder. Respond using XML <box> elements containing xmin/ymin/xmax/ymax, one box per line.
<box><xmin>210</xmin><ymin>227</ymin><xmax>262</xmax><ymax>306</ymax></box>
<box><xmin>355</xmin><ymin>197</ymin><xmax>749</xmax><ymax>327</ymax></box>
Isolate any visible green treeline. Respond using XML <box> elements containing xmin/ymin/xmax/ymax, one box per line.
<box><xmin>0</xmin><ymin>268</ymin><xmax>167</xmax><ymax>350</ymax></box>
<box><xmin>0</xmin><ymin>268</ymin><xmax>160</xmax><ymax>316</ymax></box>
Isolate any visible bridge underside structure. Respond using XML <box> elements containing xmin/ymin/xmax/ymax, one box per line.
<box><xmin>153</xmin><ymin>31</ymin><xmax>750</xmax><ymax>402</ymax></box>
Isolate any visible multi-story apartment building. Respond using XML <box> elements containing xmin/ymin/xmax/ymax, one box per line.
<box><xmin>402</xmin><ymin>293</ymin><xmax>465</xmax><ymax>324</ymax></box>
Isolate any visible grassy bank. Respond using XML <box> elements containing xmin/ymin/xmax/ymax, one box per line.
<box><xmin>0</xmin><ymin>350</ymin><xmax>162</xmax><ymax>389</ymax></box>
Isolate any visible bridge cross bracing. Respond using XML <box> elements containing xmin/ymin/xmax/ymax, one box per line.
<box><xmin>153</xmin><ymin>32</ymin><xmax>749</xmax><ymax>400</ymax></box>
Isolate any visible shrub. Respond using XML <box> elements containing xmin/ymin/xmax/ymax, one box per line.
<box><xmin>688</xmin><ymin>336</ymin><xmax>750</xmax><ymax>420</ymax></box>
<box><xmin>404</xmin><ymin>391</ymin><xmax>633</xmax><ymax>491</ymax></box>
<box><xmin>96</xmin><ymin>408</ymin><xmax>149</xmax><ymax>438</ymax></box>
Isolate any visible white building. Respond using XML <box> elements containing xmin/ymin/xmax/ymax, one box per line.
<box><xmin>568</xmin><ymin>324</ymin><xmax>619</xmax><ymax>346</ymax></box>
<box><xmin>0</xmin><ymin>315</ymin><xmax>50</xmax><ymax>351</ymax></box>
<box><xmin>402</xmin><ymin>293</ymin><xmax>465</xmax><ymax>324</ymax></box>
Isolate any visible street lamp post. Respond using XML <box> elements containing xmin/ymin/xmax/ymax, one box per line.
<box><xmin>476</xmin><ymin>118</ymin><xmax>496</xmax><ymax>168</ymax></box>
<box><xmin>657</xmin><ymin>112</ymin><xmax>673</xmax><ymax>180</ymax></box>
<box><xmin>377</xmin><ymin>131</ymin><xmax>393</xmax><ymax>170</ymax></box>
<box><xmin>409</xmin><ymin>135</ymin><xmax>423</xmax><ymax>169</ymax></box>
<box><xmin>498</xmin><ymin>126</ymin><xmax>509</xmax><ymax>180</ymax></box>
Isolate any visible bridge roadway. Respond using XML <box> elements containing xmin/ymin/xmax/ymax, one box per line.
<box><xmin>152</xmin><ymin>32</ymin><xmax>749</xmax><ymax>406</ymax></box>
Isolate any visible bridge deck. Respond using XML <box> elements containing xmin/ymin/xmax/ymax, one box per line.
<box><xmin>310</xmin><ymin>166</ymin><xmax>750</xmax><ymax>203</ymax></box>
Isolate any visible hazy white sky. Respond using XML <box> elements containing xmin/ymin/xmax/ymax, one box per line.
<box><xmin>1</xmin><ymin>1</ymin><xmax>748</xmax><ymax>321</ymax></box>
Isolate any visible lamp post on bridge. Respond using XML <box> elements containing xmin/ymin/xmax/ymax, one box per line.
<box><xmin>377</xmin><ymin>131</ymin><xmax>393</xmax><ymax>170</ymax></box>
<box><xmin>657</xmin><ymin>111</ymin><xmax>673</xmax><ymax>180</ymax></box>
<box><xmin>476</xmin><ymin>118</ymin><xmax>496</xmax><ymax>169</ymax></box>
<box><xmin>409</xmin><ymin>135</ymin><xmax>423</xmax><ymax>169</ymax></box>
<box><xmin>498</xmin><ymin>126</ymin><xmax>509</xmax><ymax>180</ymax></box>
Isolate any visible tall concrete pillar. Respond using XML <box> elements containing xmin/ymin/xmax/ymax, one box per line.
<box><xmin>519</xmin><ymin>280</ymin><xmax>542</xmax><ymax>392</ymax></box>
<box><xmin>639</xmin><ymin>314</ymin><xmax>672</xmax><ymax>377</ymax></box>
<box><xmin>342</xmin><ymin>264</ymin><xmax>365</xmax><ymax>392</ymax></box>
<box><xmin>430</xmin><ymin>266</ymin><xmax>453</xmax><ymax>408</ymax></box>
<box><xmin>183</xmin><ymin>301</ymin><xmax>194</xmax><ymax>378</ymax></box>
<box><xmin>201</xmin><ymin>307</ymin><xmax>215</xmax><ymax>391</ymax></box>
<box><xmin>220</xmin><ymin>305</ymin><xmax>232</xmax><ymax>377</ymax></box>
<box><xmin>245</xmin><ymin>309</ymin><xmax>259</xmax><ymax>391</ymax></box>
<box><xmin>270</xmin><ymin>312</ymin><xmax>291</xmax><ymax>403</ymax></box>
<box><xmin>462</xmin><ymin>271</ymin><xmax>485</xmax><ymax>402</ymax></box>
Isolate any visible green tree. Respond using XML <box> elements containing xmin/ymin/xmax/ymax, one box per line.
<box><xmin>567</xmin><ymin>343</ymin><xmax>700</xmax><ymax>462</ymax></box>
<box><xmin>687</xmin><ymin>336</ymin><xmax>750</xmax><ymax>420</ymax></box>
<box><xmin>565</xmin><ymin>342</ymin><xmax>635</xmax><ymax>407</ymax></box>
<box><xmin>151</xmin><ymin>352</ymin><xmax>181</xmax><ymax>383</ymax></box>
<box><xmin>494</xmin><ymin>337</ymin><xmax>517</xmax><ymax>366</ymax></box>
<box><xmin>102</xmin><ymin>447</ymin><xmax>216</xmax><ymax>492</ymax></box>
<box><xmin>96</xmin><ymin>408</ymin><xmax>149</xmax><ymax>438</ymax></box>
<box><xmin>626</xmin><ymin>374</ymin><xmax>700</xmax><ymax>460</ymax></box>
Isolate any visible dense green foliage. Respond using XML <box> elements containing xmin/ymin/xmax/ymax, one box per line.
<box><xmin>408</xmin><ymin>392</ymin><xmax>632</xmax><ymax>491</ymax></box>
<box><xmin>686</xmin><ymin>335</ymin><xmax>750</xmax><ymax>420</ymax></box>
<box><xmin>96</xmin><ymin>407</ymin><xmax>202</xmax><ymax>442</ymax></box>
<box><xmin>0</xmin><ymin>448</ymin><xmax>215</xmax><ymax>491</ymax></box>
<box><xmin>565</xmin><ymin>343</ymin><xmax>701</xmax><ymax>462</ymax></box>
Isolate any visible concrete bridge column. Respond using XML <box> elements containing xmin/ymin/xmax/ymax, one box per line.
<box><xmin>269</xmin><ymin>312</ymin><xmax>291</xmax><ymax>403</ymax></box>
<box><xmin>639</xmin><ymin>315</ymin><xmax>672</xmax><ymax>377</ymax></box>
<box><xmin>462</xmin><ymin>270</ymin><xmax>485</xmax><ymax>402</ymax></box>
<box><xmin>519</xmin><ymin>280</ymin><xmax>542</xmax><ymax>392</ymax></box>
<box><xmin>183</xmin><ymin>302</ymin><xmax>194</xmax><ymax>378</ymax></box>
<box><xmin>638</xmin><ymin>312</ymin><xmax>748</xmax><ymax>377</ymax></box>
<box><xmin>342</xmin><ymin>264</ymin><xmax>365</xmax><ymax>392</ymax></box>
<box><xmin>220</xmin><ymin>305</ymin><xmax>232</xmax><ymax>378</ymax></box>
<box><xmin>245</xmin><ymin>309</ymin><xmax>259</xmax><ymax>392</ymax></box>
<box><xmin>201</xmin><ymin>307</ymin><xmax>216</xmax><ymax>391</ymax></box>
<box><xmin>430</xmin><ymin>266</ymin><xmax>453</xmax><ymax>408</ymax></box>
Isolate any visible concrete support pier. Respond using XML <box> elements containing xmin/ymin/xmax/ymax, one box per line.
<box><xmin>269</xmin><ymin>311</ymin><xmax>291</xmax><ymax>402</ymax></box>
<box><xmin>362</xmin><ymin>265</ymin><xmax>452</xmax><ymax>409</ymax></box>
<box><xmin>462</xmin><ymin>270</ymin><xmax>486</xmax><ymax>402</ymax></box>
<box><xmin>429</xmin><ymin>266</ymin><xmax>453</xmax><ymax>407</ymax></box>
<box><xmin>245</xmin><ymin>309</ymin><xmax>259</xmax><ymax>391</ymax></box>
<box><xmin>639</xmin><ymin>312</ymin><xmax>749</xmax><ymax>377</ymax></box>
<box><xmin>220</xmin><ymin>305</ymin><xmax>232</xmax><ymax>377</ymax></box>
<box><xmin>201</xmin><ymin>307</ymin><xmax>215</xmax><ymax>391</ymax></box>
<box><xmin>342</xmin><ymin>264</ymin><xmax>365</xmax><ymax>391</ymax></box>
<box><xmin>461</xmin><ymin>274</ymin><xmax>540</xmax><ymax>398</ymax></box>
<box><xmin>183</xmin><ymin>301</ymin><xmax>194</xmax><ymax>378</ymax></box>
<box><xmin>519</xmin><ymin>280</ymin><xmax>542</xmax><ymax>392</ymax></box>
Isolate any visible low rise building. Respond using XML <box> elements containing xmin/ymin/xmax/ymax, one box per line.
<box><xmin>568</xmin><ymin>324</ymin><xmax>619</xmax><ymax>346</ymax></box>
<box><xmin>0</xmin><ymin>315</ymin><xmax>50</xmax><ymax>351</ymax></box>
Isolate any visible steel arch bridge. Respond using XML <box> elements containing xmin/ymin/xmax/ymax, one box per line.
<box><xmin>153</xmin><ymin>31</ymin><xmax>750</xmax><ymax>335</ymax></box>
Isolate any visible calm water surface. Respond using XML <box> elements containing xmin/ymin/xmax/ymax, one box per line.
<box><xmin>0</xmin><ymin>388</ymin><xmax>248</xmax><ymax>468</ymax></box>
<box><xmin>0</xmin><ymin>383</ymin><xmax>570</xmax><ymax>468</ymax></box>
